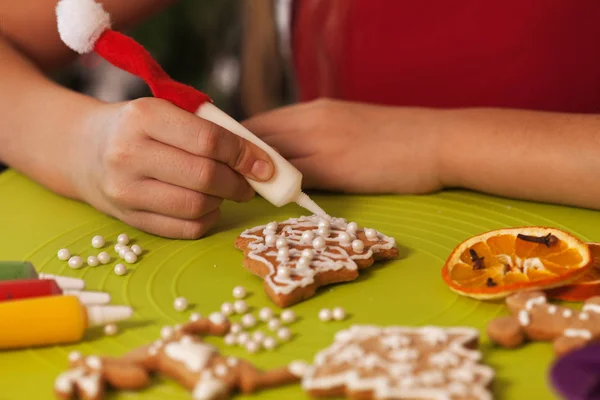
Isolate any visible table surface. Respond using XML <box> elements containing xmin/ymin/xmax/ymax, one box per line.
<box><xmin>1</xmin><ymin>169</ymin><xmax>594</xmax><ymax>400</ymax></box>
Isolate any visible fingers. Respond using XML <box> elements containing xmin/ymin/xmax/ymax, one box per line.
<box><xmin>132</xmin><ymin>99</ymin><xmax>274</xmax><ymax>181</ymax></box>
<box><xmin>122</xmin><ymin>208</ymin><xmax>221</xmax><ymax>240</ymax></box>
<box><xmin>134</xmin><ymin>140</ymin><xmax>254</xmax><ymax>202</ymax></box>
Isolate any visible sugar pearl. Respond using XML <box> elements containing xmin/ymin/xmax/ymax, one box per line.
<box><xmin>277</xmin><ymin>327</ymin><xmax>292</xmax><ymax>341</ymax></box>
<box><xmin>297</xmin><ymin>257</ymin><xmax>311</xmax><ymax>268</ymax></box>
<box><xmin>224</xmin><ymin>334</ymin><xmax>237</xmax><ymax>346</ymax></box>
<box><xmin>114</xmin><ymin>243</ymin><xmax>124</xmax><ymax>253</ymax></box>
<box><xmin>86</xmin><ymin>356</ymin><xmax>102</xmax><ymax>370</ymax></box>
<box><xmin>98</xmin><ymin>252</ymin><xmax>111</xmax><ymax>264</ymax></box>
<box><xmin>117</xmin><ymin>233</ymin><xmax>130</xmax><ymax>245</ymax></box>
<box><xmin>347</xmin><ymin>222</ymin><xmax>358</xmax><ymax>234</ymax></box>
<box><xmin>276</xmin><ymin>267</ymin><xmax>291</xmax><ymax>279</ymax></box>
<box><xmin>301</xmin><ymin>230</ymin><xmax>315</xmax><ymax>243</ymax></box>
<box><xmin>312</xmin><ymin>237</ymin><xmax>326</xmax><ymax>250</ymax></box>
<box><xmin>161</xmin><ymin>326</ymin><xmax>174</xmax><ymax>340</ymax></box>
<box><xmin>265</xmin><ymin>222</ymin><xmax>278</xmax><ymax>233</ymax></box>
<box><xmin>332</xmin><ymin>307</ymin><xmax>346</xmax><ymax>321</ymax></box>
<box><xmin>245</xmin><ymin>340</ymin><xmax>260</xmax><ymax>353</ymax></box>
<box><xmin>237</xmin><ymin>332</ymin><xmax>250</xmax><ymax>345</ymax></box>
<box><xmin>263</xmin><ymin>337</ymin><xmax>277</xmax><ymax>350</ymax></box>
<box><xmin>209</xmin><ymin>312</ymin><xmax>226</xmax><ymax>325</ymax></box>
<box><xmin>338</xmin><ymin>232</ymin><xmax>351</xmax><ymax>245</ymax></box>
<box><xmin>265</xmin><ymin>234</ymin><xmax>277</xmax><ymax>246</ymax></box>
<box><xmin>351</xmin><ymin>240</ymin><xmax>365</xmax><ymax>253</ymax></box>
<box><xmin>241</xmin><ymin>313</ymin><xmax>257</xmax><ymax>328</ymax></box>
<box><xmin>189</xmin><ymin>312</ymin><xmax>202</xmax><ymax>322</ymax></box>
<box><xmin>113</xmin><ymin>264</ymin><xmax>127</xmax><ymax>276</ymax></box>
<box><xmin>319</xmin><ymin>308</ymin><xmax>332</xmax><ymax>322</ymax></box>
<box><xmin>87</xmin><ymin>256</ymin><xmax>99</xmax><ymax>267</ymax></box>
<box><xmin>104</xmin><ymin>323</ymin><xmax>118</xmax><ymax>336</ymax></box>
<box><xmin>118</xmin><ymin>246</ymin><xmax>130</xmax><ymax>259</ymax></box>
<box><xmin>124</xmin><ymin>251</ymin><xmax>137</xmax><ymax>264</ymax></box>
<box><xmin>277</xmin><ymin>247</ymin><xmax>289</xmax><ymax>260</ymax></box>
<box><xmin>301</xmin><ymin>249</ymin><xmax>314</xmax><ymax>259</ymax></box>
<box><xmin>232</xmin><ymin>286</ymin><xmax>247</xmax><ymax>299</ymax></box>
<box><xmin>317</xmin><ymin>227</ymin><xmax>330</xmax><ymax>237</ymax></box>
<box><xmin>252</xmin><ymin>331</ymin><xmax>266</xmax><ymax>342</ymax></box>
<box><xmin>268</xmin><ymin>318</ymin><xmax>281</xmax><ymax>331</ymax></box>
<box><xmin>68</xmin><ymin>351</ymin><xmax>82</xmax><ymax>363</ymax></box>
<box><xmin>259</xmin><ymin>307</ymin><xmax>274</xmax><ymax>321</ymax></box>
<box><xmin>68</xmin><ymin>256</ymin><xmax>84</xmax><ymax>270</ymax></box>
<box><xmin>364</xmin><ymin>229</ymin><xmax>378</xmax><ymax>240</ymax></box>
<box><xmin>214</xmin><ymin>364</ymin><xmax>228</xmax><ymax>377</ymax></box>
<box><xmin>230</xmin><ymin>323</ymin><xmax>243</xmax><ymax>334</ymax></box>
<box><xmin>318</xmin><ymin>219</ymin><xmax>330</xmax><ymax>230</ymax></box>
<box><xmin>130</xmin><ymin>244</ymin><xmax>143</xmax><ymax>256</ymax></box>
<box><xmin>281</xmin><ymin>310</ymin><xmax>296</xmax><ymax>324</ymax></box>
<box><xmin>91</xmin><ymin>235</ymin><xmax>105</xmax><ymax>249</ymax></box>
<box><xmin>276</xmin><ymin>237</ymin><xmax>288</xmax><ymax>249</ymax></box>
<box><xmin>221</xmin><ymin>302</ymin><xmax>234</xmax><ymax>316</ymax></box>
<box><xmin>173</xmin><ymin>297</ymin><xmax>188</xmax><ymax>312</ymax></box>
<box><xmin>58</xmin><ymin>248</ymin><xmax>71</xmax><ymax>261</ymax></box>
<box><xmin>234</xmin><ymin>300</ymin><xmax>248</xmax><ymax>314</ymax></box>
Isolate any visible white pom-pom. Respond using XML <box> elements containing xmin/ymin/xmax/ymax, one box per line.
<box><xmin>56</xmin><ymin>0</ymin><xmax>111</xmax><ymax>54</ymax></box>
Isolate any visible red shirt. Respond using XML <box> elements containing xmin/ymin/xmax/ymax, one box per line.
<box><xmin>292</xmin><ymin>1</ymin><xmax>600</xmax><ymax>113</ymax></box>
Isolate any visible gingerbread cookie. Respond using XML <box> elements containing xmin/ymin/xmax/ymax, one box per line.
<box><xmin>235</xmin><ymin>215</ymin><xmax>398</xmax><ymax>307</ymax></box>
<box><xmin>298</xmin><ymin>325</ymin><xmax>494</xmax><ymax>399</ymax></box>
<box><xmin>54</xmin><ymin>314</ymin><xmax>300</xmax><ymax>400</ymax></box>
<box><xmin>487</xmin><ymin>291</ymin><xmax>600</xmax><ymax>356</ymax></box>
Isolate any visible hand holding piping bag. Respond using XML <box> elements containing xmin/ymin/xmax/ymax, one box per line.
<box><xmin>55</xmin><ymin>0</ymin><xmax>326</xmax><ymax>217</ymax></box>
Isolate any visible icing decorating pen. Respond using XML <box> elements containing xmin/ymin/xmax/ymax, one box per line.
<box><xmin>0</xmin><ymin>296</ymin><xmax>133</xmax><ymax>349</ymax></box>
<box><xmin>56</xmin><ymin>0</ymin><xmax>326</xmax><ymax>217</ymax></box>
<box><xmin>0</xmin><ymin>279</ymin><xmax>110</xmax><ymax>305</ymax></box>
<box><xmin>0</xmin><ymin>261</ymin><xmax>85</xmax><ymax>290</ymax></box>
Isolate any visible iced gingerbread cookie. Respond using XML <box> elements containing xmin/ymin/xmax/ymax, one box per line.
<box><xmin>297</xmin><ymin>325</ymin><xmax>494</xmax><ymax>400</ymax></box>
<box><xmin>487</xmin><ymin>291</ymin><xmax>600</xmax><ymax>356</ymax></box>
<box><xmin>235</xmin><ymin>215</ymin><xmax>398</xmax><ymax>307</ymax></box>
<box><xmin>54</xmin><ymin>315</ymin><xmax>301</xmax><ymax>400</ymax></box>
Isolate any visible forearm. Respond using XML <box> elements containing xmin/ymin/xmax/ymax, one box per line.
<box><xmin>0</xmin><ymin>37</ymin><xmax>100</xmax><ymax>198</ymax></box>
<box><xmin>439</xmin><ymin>107</ymin><xmax>600</xmax><ymax>209</ymax></box>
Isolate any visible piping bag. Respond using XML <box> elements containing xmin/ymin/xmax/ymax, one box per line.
<box><xmin>55</xmin><ymin>0</ymin><xmax>326</xmax><ymax>216</ymax></box>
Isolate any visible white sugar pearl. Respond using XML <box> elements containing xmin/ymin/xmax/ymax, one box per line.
<box><xmin>259</xmin><ymin>307</ymin><xmax>274</xmax><ymax>321</ymax></box>
<box><xmin>332</xmin><ymin>307</ymin><xmax>346</xmax><ymax>321</ymax></box>
<box><xmin>338</xmin><ymin>232</ymin><xmax>351</xmax><ymax>245</ymax></box>
<box><xmin>104</xmin><ymin>323</ymin><xmax>118</xmax><ymax>336</ymax></box>
<box><xmin>234</xmin><ymin>300</ymin><xmax>248</xmax><ymax>314</ymax></box>
<box><xmin>263</xmin><ymin>337</ymin><xmax>277</xmax><ymax>350</ymax></box>
<box><xmin>113</xmin><ymin>263</ymin><xmax>127</xmax><ymax>276</ymax></box>
<box><xmin>277</xmin><ymin>247</ymin><xmax>289</xmax><ymax>260</ymax></box>
<box><xmin>68</xmin><ymin>256</ymin><xmax>84</xmax><ymax>269</ymax></box>
<box><xmin>268</xmin><ymin>318</ymin><xmax>281</xmax><ymax>331</ymax></box>
<box><xmin>91</xmin><ymin>235</ymin><xmax>105</xmax><ymax>249</ymax></box>
<box><xmin>364</xmin><ymin>229</ymin><xmax>378</xmax><ymax>240</ymax></box>
<box><xmin>265</xmin><ymin>234</ymin><xmax>277</xmax><ymax>246</ymax></box>
<box><xmin>118</xmin><ymin>246</ymin><xmax>130</xmax><ymax>258</ymax></box>
<box><xmin>117</xmin><ymin>233</ymin><xmax>130</xmax><ymax>245</ymax></box>
<box><xmin>276</xmin><ymin>237</ymin><xmax>288</xmax><ymax>249</ymax></box>
<box><xmin>209</xmin><ymin>312</ymin><xmax>226</xmax><ymax>325</ymax></box>
<box><xmin>297</xmin><ymin>257</ymin><xmax>311</xmax><ymax>268</ymax></box>
<box><xmin>277</xmin><ymin>327</ymin><xmax>292</xmax><ymax>341</ymax></box>
<box><xmin>86</xmin><ymin>356</ymin><xmax>102</xmax><ymax>370</ymax></box>
<box><xmin>114</xmin><ymin>244</ymin><xmax>123</xmax><ymax>254</ymax></box>
<box><xmin>317</xmin><ymin>227</ymin><xmax>330</xmax><ymax>237</ymax></box>
<box><xmin>252</xmin><ymin>330</ymin><xmax>266</xmax><ymax>342</ymax></box>
<box><xmin>86</xmin><ymin>256</ymin><xmax>99</xmax><ymax>267</ymax></box>
<box><xmin>237</xmin><ymin>332</ymin><xmax>250</xmax><ymax>345</ymax></box>
<box><xmin>265</xmin><ymin>222</ymin><xmax>278</xmax><ymax>233</ymax></box>
<box><xmin>301</xmin><ymin>249</ymin><xmax>314</xmax><ymax>259</ymax></box>
<box><xmin>189</xmin><ymin>312</ymin><xmax>202</xmax><ymax>322</ymax></box>
<box><xmin>281</xmin><ymin>310</ymin><xmax>296</xmax><ymax>324</ymax></box>
<box><xmin>124</xmin><ymin>251</ymin><xmax>137</xmax><ymax>264</ymax></box>
<box><xmin>98</xmin><ymin>252</ymin><xmax>111</xmax><ymax>264</ymax></box>
<box><xmin>161</xmin><ymin>326</ymin><xmax>174</xmax><ymax>340</ymax></box>
<box><xmin>351</xmin><ymin>240</ymin><xmax>365</xmax><ymax>253</ymax></box>
<box><xmin>130</xmin><ymin>244</ymin><xmax>142</xmax><ymax>256</ymax></box>
<box><xmin>319</xmin><ymin>308</ymin><xmax>332</xmax><ymax>322</ymax></box>
<box><xmin>245</xmin><ymin>340</ymin><xmax>260</xmax><ymax>353</ymax></box>
<box><xmin>347</xmin><ymin>222</ymin><xmax>358</xmax><ymax>234</ymax></box>
<box><xmin>276</xmin><ymin>267</ymin><xmax>291</xmax><ymax>279</ymax></box>
<box><xmin>312</xmin><ymin>237</ymin><xmax>326</xmax><ymax>250</ymax></box>
<box><xmin>232</xmin><ymin>286</ymin><xmax>247</xmax><ymax>299</ymax></box>
<box><xmin>224</xmin><ymin>334</ymin><xmax>237</xmax><ymax>346</ymax></box>
<box><xmin>173</xmin><ymin>297</ymin><xmax>188</xmax><ymax>312</ymax></box>
<box><xmin>230</xmin><ymin>323</ymin><xmax>243</xmax><ymax>334</ymax></box>
<box><xmin>301</xmin><ymin>230</ymin><xmax>315</xmax><ymax>243</ymax></box>
<box><xmin>68</xmin><ymin>351</ymin><xmax>82</xmax><ymax>363</ymax></box>
<box><xmin>221</xmin><ymin>302</ymin><xmax>234</xmax><ymax>316</ymax></box>
<box><xmin>58</xmin><ymin>248</ymin><xmax>71</xmax><ymax>261</ymax></box>
<box><xmin>318</xmin><ymin>219</ymin><xmax>330</xmax><ymax>229</ymax></box>
<box><xmin>241</xmin><ymin>313</ymin><xmax>257</xmax><ymax>328</ymax></box>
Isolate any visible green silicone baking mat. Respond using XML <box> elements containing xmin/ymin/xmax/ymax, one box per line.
<box><xmin>1</xmin><ymin>169</ymin><xmax>596</xmax><ymax>400</ymax></box>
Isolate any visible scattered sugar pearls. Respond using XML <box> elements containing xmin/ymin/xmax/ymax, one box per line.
<box><xmin>173</xmin><ymin>297</ymin><xmax>189</xmax><ymax>312</ymax></box>
<box><xmin>258</xmin><ymin>307</ymin><xmax>274</xmax><ymax>321</ymax></box>
<box><xmin>320</xmin><ymin>307</ymin><xmax>347</xmax><ymax>321</ymax></box>
<box><xmin>91</xmin><ymin>235</ymin><xmax>105</xmax><ymax>249</ymax></box>
<box><xmin>68</xmin><ymin>256</ymin><xmax>84</xmax><ymax>270</ymax></box>
<box><xmin>233</xmin><ymin>300</ymin><xmax>248</xmax><ymax>314</ymax></box>
<box><xmin>241</xmin><ymin>314</ymin><xmax>257</xmax><ymax>328</ymax></box>
<box><xmin>57</xmin><ymin>249</ymin><xmax>71</xmax><ymax>261</ymax></box>
<box><xmin>104</xmin><ymin>323</ymin><xmax>118</xmax><ymax>336</ymax></box>
<box><xmin>277</xmin><ymin>327</ymin><xmax>292</xmax><ymax>341</ymax></box>
<box><xmin>87</xmin><ymin>256</ymin><xmax>99</xmax><ymax>267</ymax></box>
<box><xmin>130</xmin><ymin>244</ymin><xmax>142</xmax><ymax>256</ymax></box>
<box><xmin>189</xmin><ymin>313</ymin><xmax>202</xmax><ymax>322</ymax></box>
<box><xmin>232</xmin><ymin>286</ymin><xmax>247</xmax><ymax>299</ymax></box>
<box><xmin>263</xmin><ymin>336</ymin><xmax>277</xmax><ymax>350</ymax></box>
<box><xmin>221</xmin><ymin>302</ymin><xmax>234</xmax><ymax>316</ymax></box>
<box><xmin>318</xmin><ymin>308</ymin><xmax>332</xmax><ymax>322</ymax></box>
<box><xmin>268</xmin><ymin>318</ymin><xmax>281</xmax><ymax>331</ymax></box>
<box><xmin>98</xmin><ymin>252</ymin><xmax>111</xmax><ymax>264</ymax></box>
<box><xmin>113</xmin><ymin>264</ymin><xmax>127</xmax><ymax>276</ymax></box>
<box><xmin>281</xmin><ymin>310</ymin><xmax>296</xmax><ymax>324</ymax></box>
<box><xmin>117</xmin><ymin>233</ymin><xmax>130</xmax><ymax>245</ymax></box>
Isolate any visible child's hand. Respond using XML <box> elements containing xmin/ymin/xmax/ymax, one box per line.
<box><xmin>72</xmin><ymin>98</ymin><xmax>274</xmax><ymax>239</ymax></box>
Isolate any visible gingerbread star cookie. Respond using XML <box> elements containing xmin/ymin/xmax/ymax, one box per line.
<box><xmin>235</xmin><ymin>215</ymin><xmax>398</xmax><ymax>307</ymax></box>
<box><xmin>296</xmin><ymin>325</ymin><xmax>494</xmax><ymax>400</ymax></box>
<box><xmin>54</xmin><ymin>314</ymin><xmax>301</xmax><ymax>400</ymax></box>
<box><xmin>487</xmin><ymin>291</ymin><xmax>600</xmax><ymax>356</ymax></box>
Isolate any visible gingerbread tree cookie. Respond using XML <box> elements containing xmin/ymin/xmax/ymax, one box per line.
<box><xmin>235</xmin><ymin>215</ymin><xmax>398</xmax><ymax>307</ymax></box>
<box><xmin>487</xmin><ymin>291</ymin><xmax>600</xmax><ymax>356</ymax></box>
<box><xmin>297</xmin><ymin>325</ymin><xmax>494</xmax><ymax>400</ymax></box>
<box><xmin>54</xmin><ymin>313</ymin><xmax>301</xmax><ymax>400</ymax></box>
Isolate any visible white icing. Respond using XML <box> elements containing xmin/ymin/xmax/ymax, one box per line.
<box><xmin>85</xmin><ymin>356</ymin><xmax>102</xmax><ymax>370</ymax></box>
<box><xmin>161</xmin><ymin>326</ymin><xmax>174</xmax><ymax>340</ymax></box>
<box><xmin>214</xmin><ymin>364</ymin><xmax>228</xmax><ymax>377</ymax></box>
<box><xmin>580</xmin><ymin>312</ymin><xmax>590</xmax><ymax>321</ymax></box>
<box><xmin>78</xmin><ymin>374</ymin><xmax>101</xmax><ymax>397</ymax></box>
<box><xmin>289</xmin><ymin>360</ymin><xmax>310</xmax><ymax>377</ymax></box>
<box><xmin>518</xmin><ymin>310</ymin><xmax>530</xmax><ymax>326</ymax></box>
<box><xmin>583</xmin><ymin>303</ymin><xmax>600</xmax><ymax>314</ymax></box>
<box><xmin>429</xmin><ymin>351</ymin><xmax>460</xmax><ymax>368</ymax></box>
<box><xmin>226</xmin><ymin>357</ymin><xmax>238</xmax><ymax>367</ymax></box>
<box><xmin>420</xmin><ymin>327</ymin><xmax>448</xmax><ymax>345</ymax></box>
<box><xmin>192</xmin><ymin>372</ymin><xmax>227</xmax><ymax>400</ymax></box>
<box><xmin>564</xmin><ymin>329</ymin><xmax>592</xmax><ymax>340</ymax></box>
<box><xmin>525</xmin><ymin>296</ymin><xmax>546</xmax><ymax>311</ymax></box>
<box><xmin>54</xmin><ymin>368</ymin><xmax>85</xmax><ymax>393</ymax></box>
<box><xmin>390</xmin><ymin>349</ymin><xmax>419</xmax><ymax>362</ymax></box>
<box><xmin>381</xmin><ymin>335</ymin><xmax>410</xmax><ymax>349</ymax></box>
<box><xmin>548</xmin><ymin>305</ymin><xmax>557</xmax><ymax>314</ymax></box>
<box><xmin>164</xmin><ymin>337</ymin><xmax>216</xmax><ymax>372</ymax></box>
<box><xmin>563</xmin><ymin>309</ymin><xmax>573</xmax><ymax>318</ymax></box>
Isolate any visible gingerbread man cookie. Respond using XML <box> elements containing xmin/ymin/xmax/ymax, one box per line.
<box><xmin>487</xmin><ymin>291</ymin><xmax>600</xmax><ymax>356</ymax></box>
<box><xmin>235</xmin><ymin>215</ymin><xmax>398</xmax><ymax>307</ymax></box>
<box><xmin>54</xmin><ymin>314</ymin><xmax>301</xmax><ymax>400</ymax></box>
<box><xmin>297</xmin><ymin>325</ymin><xmax>494</xmax><ymax>400</ymax></box>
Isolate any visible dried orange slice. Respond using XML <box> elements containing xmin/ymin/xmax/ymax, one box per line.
<box><xmin>548</xmin><ymin>243</ymin><xmax>600</xmax><ymax>301</ymax></box>
<box><xmin>442</xmin><ymin>227</ymin><xmax>592</xmax><ymax>300</ymax></box>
